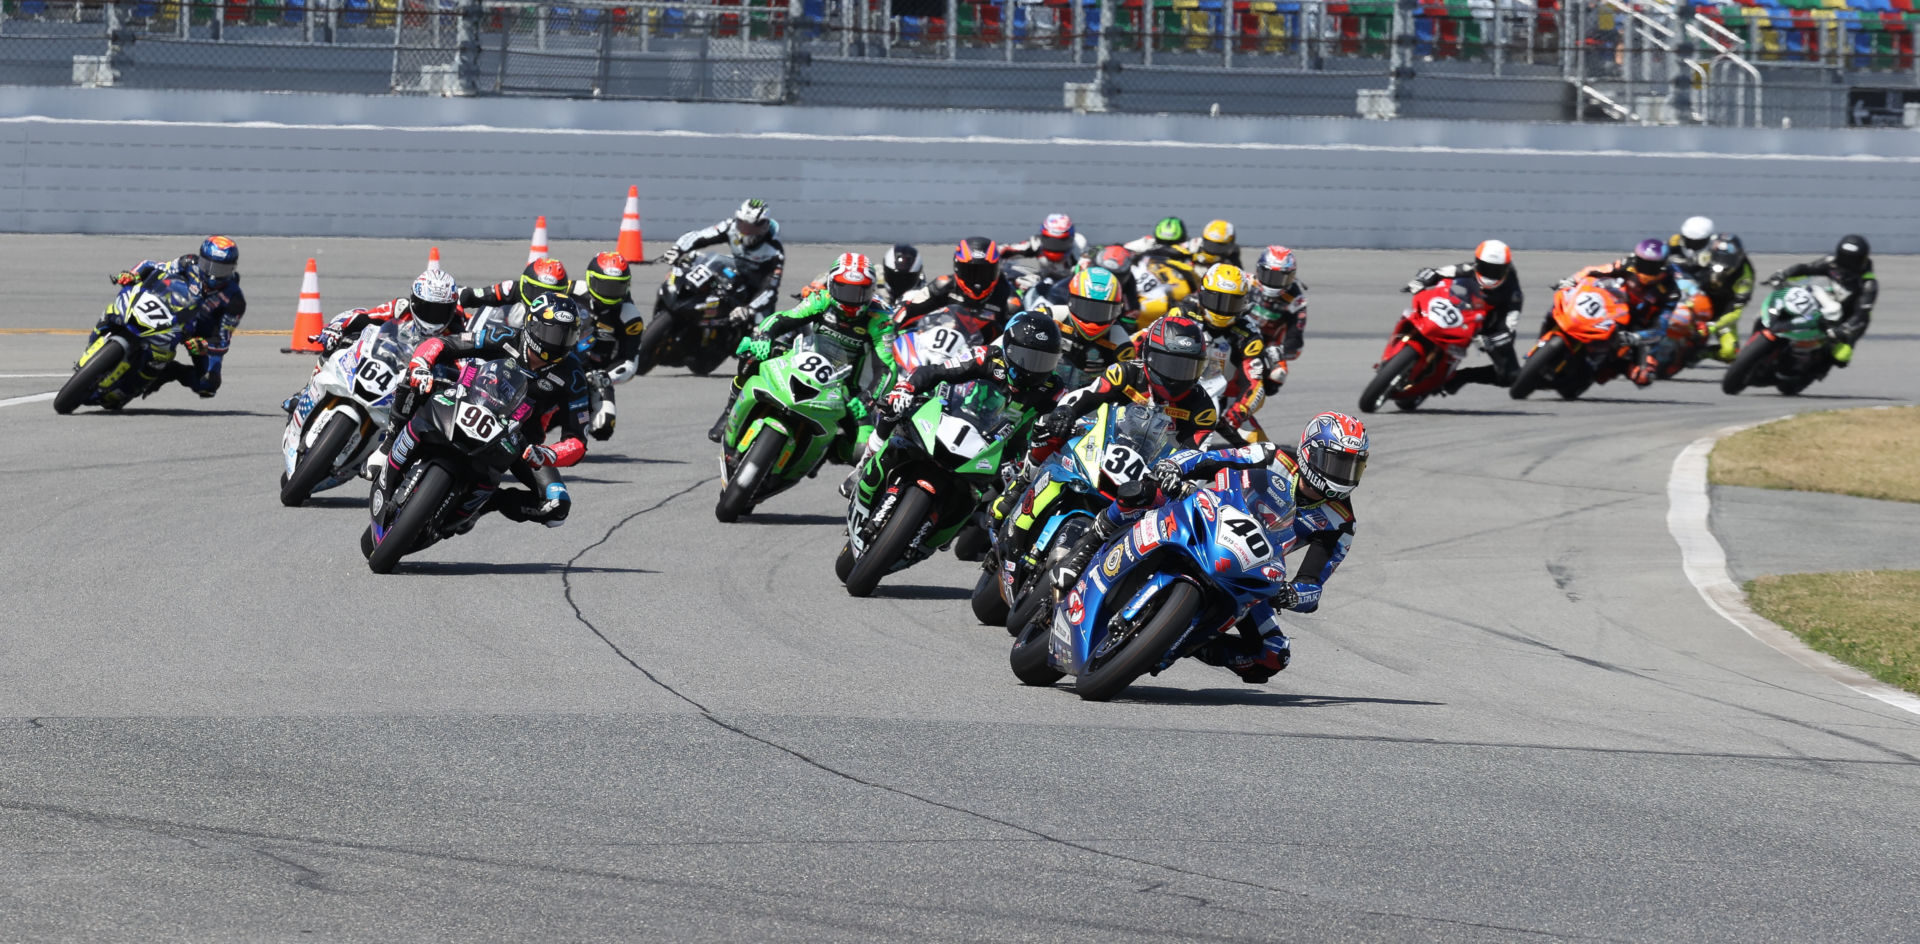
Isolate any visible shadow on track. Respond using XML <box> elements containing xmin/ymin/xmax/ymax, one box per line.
<box><xmin>742</xmin><ymin>512</ymin><xmax>842</xmax><ymax>526</ymax></box>
<box><xmin>873</xmin><ymin>583</ymin><xmax>972</xmax><ymax>601</ymax></box>
<box><xmin>84</xmin><ymin>408</ymin><xmax>278</xmax><ymax>418</ymax></box>
<box><xmin>286</xmin><ymin>495</ymin><xmax>362</xmax><ymax>509</ymax></box>
<box><xmin>403</xmin><ymin>561</ymin><xmax>658</xmax><ymax>576</ymax></box>
<box><xmin>1118</xmin><ymin>685</ymin><xmax>1446</xmax><ymax>709</ymax></box>
<box><xmin>1763</xmin><ymin>392</ymin><xmax>1907</xmax><ymax>401</ymax></box>
<box><xmin>1388</xmin><ymin>407</ymin><xmax>1546</xmax><ymax>417</ymax></box>
<box><xmin>1567</xmin><ymin>397</ymin><xmax>1702</xmax><ymax>406</ymax></box>
<box><xmin>580</xmin><ymin>453</ymin><xmax>687</xmax><ymax>465</ymax></box>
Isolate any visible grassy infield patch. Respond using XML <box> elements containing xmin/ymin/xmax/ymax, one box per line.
<box><xmin>1710</xmin><ymin>406</ymin><xmax>1920</xmax><ymax>695</ymax></box>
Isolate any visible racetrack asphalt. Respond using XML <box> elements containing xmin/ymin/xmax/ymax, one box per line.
<box><xmin>3</xmin><ymin>236</ymin><xmax>1918</xmax><ymax>942</ymax></box>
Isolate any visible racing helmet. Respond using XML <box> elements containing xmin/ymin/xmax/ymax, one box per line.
<box><xmin>159</xmin><ymin>277</ymin><xmax>202</xmax><ymax>314</ymax></box>
<box><xmin>1702</xmin><ymin>235</ymin><xmax>1748</xmax><ymax>292</ymax></box>
<box><xmin>1472</xmin><ymin>240</ymin><xmax>1512</xmax><ymax>289</ymax></box>
<box><xmin>1140</xmin><ymin>314</ymin><xmax>1206</xmax><ymax>401</ymax></box>
<box><xmin>409</xmin><ymin>267</ymin><xmax>459</xmax><ymax>331</ymax></box>
<box><xmin>1679</xmin><ymin>216</ymin><xmax>1715</xmax><ymax>255</ymax></box>
<box><xmin>1194</xmin><ymin>220</ymin><xmax>1237</xmax><ymax>266</ymax></box>
<box><xmin>825</xmin><ymin>252</ymin><xmax>876</xmax><ymax>314</ymax></box>
<box><xmin>1195</xmin><ymin>264</ymin><xmax>1251</xmax><ymax>329</ymax></box>
<box><xmin>198</xmin><ymin>236</ymin><xmax>239</xmax><ymax>282</ymax></box>
<box><xmin>585</xmin><ymin>251</ymin><xmax>633</xmax><ymax>307</ymax></box>
<box><xmin>952</xmin><ymin>236</ymin><xmax>1003</xmax><ymax>301</ymax></box>
<box><xmin>518</xmin><ymin>258</ymin><xmax>570</xmax><ymax>307</ymax></box>
<box><xmin>1298</xmin><ymin>411</ymin><xmax>1368</xmax><ymax>501</ymax></box>
<box><xmin>1064</xmin><ymin>266</ymin><xmax>1123</xmax><ymax>335</ymax></box>
<box><xmin>1037</xmin><ymin>214</ymin><xmax>1077</xmax><ymax>264</ymax></box>
<box><xmin>1253</xmin><ymin>245</ymin><xmax>1297</xmax><ymax>306</ymax></box>
<box><xmin>1152</xmin><ymin>217</ymin><xmax>1187</xmax><ymax>247</ymax></box>
<box><xmin>1629</xmin><ymin>239</ymin><xmax>1669</xmax><ymax>285</ymax></box>
<box><xmin>1834</xmin><ymin>234</ymin><xmax>1871</xmax><ymax>273</ymax></box>
<box><xmin>999</xmin><ymin>310</ymin><xmax>1063</xmax><ymax>390</ymax></box>
<box><xmin>517</xmin><ymin>293</ymin><xmax>581</xmax><ymax>370</ymax></box>
<box><xmin>882</xmin><ymin>244</ymin><xmax>922</xmax><ymax>297</ymax></box>
<box><xmin>1093</xmin><ymin>244</ymin><xmax>1133</xmax><ymax>278</ymax></box>
<box><xmin>730</xmin><ymin>199</ymin><xmax>775</xmax><ymax>252</ymax></box>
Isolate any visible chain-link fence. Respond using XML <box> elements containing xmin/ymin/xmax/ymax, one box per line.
<box><xmin>4</xmin><ymin>0</ymin><xmax>1916</xmax><ymax>125</ymax></box>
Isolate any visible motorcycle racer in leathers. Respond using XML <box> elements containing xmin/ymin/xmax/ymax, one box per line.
<box><xmin>708</xmin><ymin>253</ymin><xmax>898</xmax><ymax>447</ymax></box>
<box><xmin>1047</xmin><ymin>412</ymin><xmax>1368</xmax><ymax>684</ymax></box>
<box><xmin>111</xmin><ymin>236</ymin><xmax>245</xmax><ymax>399</ymax></box>
<box><xmin>371</xmin><ymin>295</ymin><xmax>593</xmax><ymax>528</ymax></box>
<box><xmin>895</xmin><ymin>237</ymin><xmax>1022</xmax><ymax>342</ymax></box>
<box><xmin>662</xmin><ymin>198</ymin><xmax>786</xmax><ymax>323</ymax></box>
<box><xmin>1249</xmin><ymin>246</ymin><xmax>1308</xmax><ymax>397</ymax></box>
<box><xmin>568</xmin><ymin>251</ymin><xmax>646</xmax><ymax>440</ymax></box>
<box><xmin>280</xmin><ymin>267</ymin><xmax>466</xmax><ymax>413</ymax></box>
<box><xmin>1174</xmin><ymin>264</ymin><xmax>1269</xmax><ymax>441</ymax></box>
<box><xmin>1404</xmin><ymin>240</ymin><xmax>1523</xmax><ymax>393</ymax></box>
<box><xmin>1767</xmin><ymin>234</ymin><xmax>1877</xmax><ymax>367</ymax></box>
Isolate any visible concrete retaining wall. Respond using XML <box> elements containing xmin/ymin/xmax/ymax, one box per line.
<box><xmin>3</xmin><ymin>87</ymin><xmax>1916</xmax><ymax>252</ymax></box>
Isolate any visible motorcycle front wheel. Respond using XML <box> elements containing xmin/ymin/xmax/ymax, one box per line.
<box><xmin>1509</xmin><ymin>336</ymin><xmax>1565</xmax><ymax>400</ymax></box>
<box><xmin>716</xmin><ymin>428</ymin><xmax>784</xmax><ymax>523</ymax></box>
<box><xmin>1358</xmin><ymin>347</ymin><xmax>1418</xmax><ymax>414</ymax></box>
<box><xmin>970</xmin><ymin>565</ymin><xmax>1009</xmax><ymax>626</ymax></box>
<box><xmin>1722</xmin><ymin>335</ymin><xmax>1779</xmax><ymax>396</ymax></box>
<box><xmin>368</xmin><ymin>462</ymin><xmax>452</xmax><ymax>575</ymax></box>
<box><xmin>633</xmin><ymin>308</ymin><xmax>677</xmax><ymax>376</ymax></box>
<box><xmin>1074</xmin><ymin>580</ymin><xmax>1201</xmax><ymax>702</ymax></box>
<box><xmin>845</xmin><ymin>485</ymin><xmax>933</xmax><ymax>598</ymax></box>
<box><xmin>280</xmin><ymin>412</ymin><xmax>358</xmax><ymax>507</ymax></box>
<box><xmin>53</xmin><ymin>342</ymin><xmax>124</xmax><ymax>415</ymax></box>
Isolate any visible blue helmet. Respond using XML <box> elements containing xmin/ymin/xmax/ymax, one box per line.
<box><xmin>199</xmin><ymin>236</ymin><xmax>239</xmax><ymax>282</ymax></box>
<box><xmin>1298</xmin><ymin>411</ymin><xmax>1368</xmax><ymax>500</ymax></box>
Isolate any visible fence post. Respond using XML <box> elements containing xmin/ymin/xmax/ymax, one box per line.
<box><xmin>1491</xmin><ymin>0</ymin><xmax>1503</xmax><ymax>76</ymax></box>
<box><xmin>1097</xmin><ymin>0</ymin><xmax>1110</xmax><ymax>68</ymax></box>
<box><xmin>1571</xmin><ymin>0</ymin><xmax>1585</xmax><ymax>121</ymax></box>
<box><xmin>1670</xmin><ymin>1</ymin><xmax>1693</xmax><ymax>123</ymax></box>
<box><xmin>212</xmin><ymin>0</ymin><xmax>223</xmax><ymax>40</ymax></box>
<box><xmin>949</xmin><ymin>0</ymin><xmax>958</xmax><ymax>59</ymax></box>
<box><xmin>594</xmin><ymin>5</ymin><xmax>611</xmax><ymax>95</ymax></box>
<box><xmin>454</xmin><ymin>0</ymin><xmax>480</xmax><ymax>94</ymax></box>
<box><xmin>1223</xmin><ymin>0</ymin><xmax>1233</xmax><ymax>67</ymax></box>
<box><xmin>1387</xmin><ymin>0</ymin><xmax>1414</xmax><ymax>109</ymax></box>
<box><xmin>1072</xmin><ymin>0</ymin><xmax>1083</xmax><ymax>64</ymax></box>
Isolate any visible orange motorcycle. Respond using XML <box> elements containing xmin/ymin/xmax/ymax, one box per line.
<box><xmin>1509</xmin><ymin>275</ymin><xmax>1635</xmax><ymax>400</ymax></box>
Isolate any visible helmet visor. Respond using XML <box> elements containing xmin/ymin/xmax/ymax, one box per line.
<box><xmin>734</xmin><ymin>217</ymin><xmax>770</xmax><ymax>240</ymax></box>
<box><xmin>954</xmin><ymin>259</ymin><xmax>999</xmax><ymax>292</ymax></box>
<box><xmin>524</xmin><ymin>316</ymin><xmax>574</xmax><ymax>361</ymax></box>
<box><xmin>1067</xmin><ymin>294</ymin><xmax>1121</xmax><ymax>327</ymax></box>
<box><xmin>1256</xmin><ymin>267</ymin><xmax>1294</xmax><ymax>291</ymax></box>
<box><xmin>1146</xmin><ymin>350</ymin><xmax>1204</xmax><ymax>386</ymax></box>
<box><xmin>201</xmin><ymin>257</ymin><xmax>236</xmax><ymax>281</ymax></box>
<box><xmin>1196</xmin><ymin>286</ymin><xmax>1250</xmax><ymax>318</ymax></box>
<box><xmin>1004</xmin><ymin>342</ymin><xmax>1060</xmax><ymax>376</ymax></box>
<box><xmin>588</xmin><ymin>272</ymin><xmax>631</xmax><ymax>306</ymax></box>
<box><xmin>1305</xmin><ymin>442</ymin><xmax>1367</xmax><ymax>491</ymax></box>
<box><xmin>411</xmin><ymin>298</ymin><xmax>456</xmax><ymax>328</ymax></box>
<box><xmin>1631</xmin><ymin>255</ymin><xmax>1665</xmax><ymax>276</ymax></box>
<box><xmin>828</xmin><ymin>279</ymin><xmax>873</xmax><ymax>309</ymax></box>
<box><xmin>1039</xmin><ymin>233</ymin><xmax>1074</xmax><ymax>256</ymax></box>
<box><xmin>1473</xmin><ymin>259</ymin><xmax>1508</xmax><ymax>287</ymax></box>
<box><xmin>1201</xmin><ymin>239</ymin><xmax>1235</xmax><ymax>259</ymax></box>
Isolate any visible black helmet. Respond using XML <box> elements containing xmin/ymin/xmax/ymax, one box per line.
<box><xmin>1703</xmin><ymin>235</ymin><xmax>1748</xmax><ymax>292</ymax></box>
<box><xmin>999</xmin><ymin>310</ymin><xmax>1062</xmax><ymax>389</ymax></box>
<box><xmin>882</xmin><ymin>243</ymin><xmax>922</xmax><ymax>298</ymax></box>
<box><xmin>952</xmin><ymin>236</ymin><xmax>1003</xmax><ymax>302</ymax></box>
<box><xmin>1834</xmin><ymin>234</ymin><xmax>1870</xmax><ymax>273</ymax></box>
<box><xmin>585</xmin><ymin>251</ymin><xmax>633</xmax><ymax>307</ymax></box>
<box><xmin>1141</xmin><ymin>314</ymin><xmax>1206</xmax><ymax>400</ymax></box>
<box><xmin>519</xmin><ymin>258</ymin><xmax>570</xmax><ymax>308</ymax></box>
<box><xmin>517</xmin><ymin>294</ymin><xmax>581</xmax><ymax>369</ymax></box>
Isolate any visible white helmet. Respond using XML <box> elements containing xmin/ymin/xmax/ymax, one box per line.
<box><xmin>1471</xmin><ymin>239</ymin><xmax>1512</xmax><ymax>289</ymax></box>
<box><xmin>730</xmin><ymin>198</ymin><xmax>774</xmax><ymax>252</ymax></box>
<box><xmin>409</xmin><ymin>267</ymin><xmax>459</xmax><ymax>332</ymax></box>
<box><xmin>1680</xmin><ymin>216</ymin><xmax>1715</xmax><ymax>250</ymax></box>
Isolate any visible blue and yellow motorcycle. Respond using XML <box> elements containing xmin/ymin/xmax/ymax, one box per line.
<box><xmin>53</xmin><ymin>275</ymin><xmax>201</xmax><ymax>414</ymax></box>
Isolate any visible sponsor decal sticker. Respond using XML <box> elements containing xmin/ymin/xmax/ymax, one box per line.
<box><xmin>1066</xmin><ymin>589</ymin><xmax>1086</xmax><ymax>625</ymax></box>
<box><xmin>1102</xmin><ymin>544</ymin><xmax>1126</xmax><ymax>577</ymax></box>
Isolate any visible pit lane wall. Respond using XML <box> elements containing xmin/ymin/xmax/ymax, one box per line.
<box><xmin>5</xmin><ymin>87</ymin><xmax>1917</xmax><ymax>253</ymax></box>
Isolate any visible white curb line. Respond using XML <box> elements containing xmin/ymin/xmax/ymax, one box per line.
<box><xmin>0</xmin><ymin>392</ymin><xmax>55</xmax><ymax>409</ymax></box>
<box><xmin>1668</xmin><ymin>422</ymin><xmax>1920</xmax><ymax>717</ymax></box>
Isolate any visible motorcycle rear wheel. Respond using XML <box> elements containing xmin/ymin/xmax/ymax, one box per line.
<box><xmin>280</xmin><ymin>413</ymin><xmax>357</xmax><ymax>507</ymax></box>
<box><xmin>716</xmin><ymin>429</ymin><xmax>783</xmax><ymax>523</ymax></box>
<box><xmin>1074</xmin><ymin>581</ymin><xmax>1201</xmax><ymax>702</ymax></box>
<box><xmin>1509</xmin><ymin>336</ymin><xmax>1564</xmax><ymax>400</ymax></box>
<box><xmin>53</xmin><ymin>343</ymin><xmax>123</xmax><ymax>415</ymax></box>
<box><xmin>1722</xmin><ymin>336</ymin><xmax>1778</xmax><ymax>396</ymax></box>
<box><xmin>367</xmin><ymin>462</ymin><xmax>452</xmax><ymax>575</ymax></box>
<box><xmin>845</xmin><ymin>486</ymin><xmax>933</xmax><ymax>598</ymax></box>
<box><xmin>1358</xmin><ymin>348</ymin><xmax>1418</xmax><ymax>414</ymax></box>
<box><xmin>970</xmin><ymin>566</ymin><xmax>1009</xmax><ymax>626</ymax></box>
<box><xmin>1009</xmin><ymin>617</ymin><xmax>1065</xmax><ymax>687</ymax></box>
<box><xmin>633</xmin><ymin>309</ymin><xmax>675</xmax><ymax>376</ymax></box>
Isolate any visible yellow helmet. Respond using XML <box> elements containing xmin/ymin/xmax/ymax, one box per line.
<box><xmin>1194</xmin><ymin>219</ymin><xmax>1237</xmax><ymax>265</ymax></box>
<box><xmin>1195</xmin><ymin>264</ymin><xmax>1250</xmax><ymax>328</ymax></box>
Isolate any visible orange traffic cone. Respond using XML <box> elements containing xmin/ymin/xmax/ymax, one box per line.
<box><xmin>427</xmin><ymin>246</ymin><xmax>442</xmax><ymax>273</ymax></box>
<box><xmin>617</xmin><ymin>186</ymin><xmax>645</xmax><ymax>263</ymax></box>
<box><xmin>282</xmin><ymin>258</ymin><xmax>324</xmax><ymax>354</ymax></box>
<box><xmin>527</xmin><ymin>216</ymin><xmax>549</xmax><ymax>263</ymax></box>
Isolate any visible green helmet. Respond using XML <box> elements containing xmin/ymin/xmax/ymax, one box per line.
<box><xmin>1152</xmin><ymin>217</ymin><xmax>1187</xmax><ymax>245</ymax></box>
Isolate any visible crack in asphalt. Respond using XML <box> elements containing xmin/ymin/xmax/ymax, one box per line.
<box><xmin>556</xmin><ymin>478</ymin><xmax>1627</xmax><ymax>943</ymax></box>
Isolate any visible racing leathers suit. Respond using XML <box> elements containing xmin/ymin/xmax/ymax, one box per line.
<box><xmin>1251</xmin><ymin>281</ymin><xmax>1309</xmax><ymax>396</ymax></box>
<box><xmin>1055</xmin><ymin>442</ymin><xmax>1356</xmax><ymax>683</ymax></box>
<box><xmin>711</xmin><ymin>289</ymin><xmax>897</xmax><ymax>457</ymax></box>
<box><xmin>1047</xmin><ymin>302</ymin><xmax>1136</xmax><ymax>390</ymax></box>
<box><xmin>894</xmin><ymin>274</ymin><xmax>1021</xmax><ymax>343</ymax></box>
<box><xmin>280</xmin><ymin>297</ymin><xmax>471</xmax><ymax>412</ymax></box>
<box><xmin>1171</xmin><ymin>297</ymin><xmax>1269</xmax><ymax>441</ymax></box>
<box><xmin>1570</xmin><ymin>261</ymin><xmax>1706</xmax><ymax>384</ymax></box>
<box><xmin>873</xmin><ymin>342</ymin><xmax>1068</xmax><ymax>460</ymax></box>
<box><xmin>1689</xmin><ymin>258</ymin><xmax>1756</xmax><ymax>362</ymax></box>
<box><xmin>378</xmin><ymin>323</ymin><xmax>592</xmax><ymax>527</ymax></box>
<box><xmin>114</xmin><ymin>256</ymin><xmax>245</xmax><ymax>398</ymax></box>
<box><xmin>670</xmin><ymin>220</ymin><xmax>786</xmax><ymax>321</ymax></box>
<box><xmin>1408</xmin><ymin>263</ymin><xmax>1522</xmax><ymax>390</ymax></box>
<box><xmin>568</xmin><ymin>280</ymin><xmax>646</xmax><ymax>440</ymax></box>
<box><xmin>1772</xmin><ymin>254</ymin><xmax>1878</xmax><ymax>366</ymax></box>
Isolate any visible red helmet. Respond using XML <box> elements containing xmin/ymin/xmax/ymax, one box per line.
<box><xmin>1093</xmin><ymin>244</ymin><xmax>1132</xmax><ymax>276</ymax></box>
<box><xmin>826</xmin><ymin>252</ymin><xmax>876</xmax><ymax>312</ymax></box>
<box><xmin>519</xmin><ymin>258</ymin><xmax>570</xmax><ymax>307</ymax></box>
<box><xmin>585</xmin><ymin>251</ymin><xmax>632</xmax><ymax>306</ymax></box>
<box><xmin>952</xmin><ymin>236</ymin><xmax>1003</xmax><ymax>301</ymax></box>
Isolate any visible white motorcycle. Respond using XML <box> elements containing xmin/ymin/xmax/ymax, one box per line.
<box><xmin>279</xmin><ymin>320</ymin><xmax>418</xmax><ymax>507</ymax></box>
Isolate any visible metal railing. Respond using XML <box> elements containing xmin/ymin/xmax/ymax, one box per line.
<box><xmin>3</xmin><ymin>0</ymin><xmax>1912</xmax><ymax>126</ymax></box>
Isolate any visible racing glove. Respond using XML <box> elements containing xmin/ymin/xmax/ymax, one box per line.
<box><xmin>607</xmin><ymin>357</ymin><xmax>639</xmax><ymax>383</ymax></box>
<box><xmin>1149</xmin><ymin>458</ymin><xmax>1190</xmax><ymax>498</ymax></box>
<box><xmin>1403</xmin><ymin>268</ymin><xmax>1437</xmax><ymax>293</ymax></box>
<box><xmin>407</xmin><ymin>358</ymin><xmax>436</xmax><ymax>393</ymax></box>
<box><xmin>182</xmin><ymin>336</ymin><xmax>208</xmax><ymax>357</ymax></box>
<box><xmin>736</xmin><ymin>336</ymin><xmax>773</xmax><ymax>361</ymax></box>
<box><xmin>659</xmin><ymin>247</ymin><xmax>683</xmax><ymax>267</ymax></box>
<box><xmin>523</xmin><ymin>444</ymin><xmax>559</xmax><ymax>469</ymax></box>
<box><xmin>1270</xmin><ymin>582</ymin><xmax>1301</xmax><ymax>611</ymax></box>
<box><xmin>1763</xmin><ymin>271</ymin><xmax>1784</xmax><ymax>287</ymax></box>
<box><xmin>882</xmin><ymin>381</ymin><xmax>916</xmax><ymax>416</ymax></box>
<box><xmin>727</xmin><ymin>306</ymin><xmax>755</xmax><ymax>327</ymax></box>
<box><xmin>1034</xmin><ymin>409</ymin><xmax>1075</xmax><ymax>441</ymax></box>
<box><xmin>111</xmin><ymin>270</ymin><xmax>139</xmax><ymax>286</ymax></box>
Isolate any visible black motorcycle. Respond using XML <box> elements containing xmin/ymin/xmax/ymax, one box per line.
<box><xmin>362</xmin><ymin>359</ymin><xmax>530</xmax><ymax>574</ymax></box>
<box><xmin>635</xmin><ymin>250</ymin><xmax>750</xmax><ymax>376</ymax></box>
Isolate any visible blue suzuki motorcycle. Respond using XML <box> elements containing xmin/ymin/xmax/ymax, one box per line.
<box><xmin>1009</xmin><ymin>473</ymin><xmax>1290</xmax><ymax>701</ymax></box>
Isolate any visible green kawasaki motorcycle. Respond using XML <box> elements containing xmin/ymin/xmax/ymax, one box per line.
<box><xmin>837</xmin><ymin>379</ymin><xmax>1030</xmax><ymax>598</ymax></box>
<box><xmin>1722</xmin><ymin>278</ymin><xmax>1845</xmax><ymax>397</ymax></box>
<box><xmin>715</xmin><ymin>331</ymin><xmax>865</xmax><ymax>522</ymax></box>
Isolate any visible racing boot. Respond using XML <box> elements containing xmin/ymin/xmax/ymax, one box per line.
<box><xmin>708</xmin><ymin>378</ymin><xmax>745</xmax><ymax>444</ymax></box>
<box><xmin>1832</xmin><ymin>342</ymin><xmax>1853</xmax><ymax>367</ymax></box>
<box><xmin>1050</xmin><ymin>510</ymin><xmax>1125</xmax><ymax>592</ymax></box>
<box><xmin>1196</xmin><ymin>632</ymin><xmax>1291</xmax><ymax>684</ymax></box>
